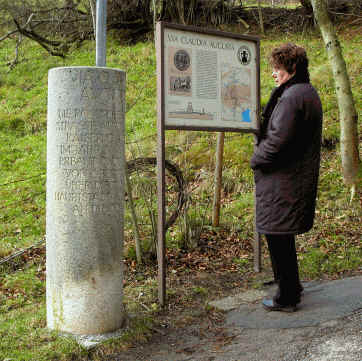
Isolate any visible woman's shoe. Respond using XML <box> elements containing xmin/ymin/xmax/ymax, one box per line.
<box><xmin>262</xmin><ymin>298</ymin><xmax>298</xmax><ymax>313</ymax></box>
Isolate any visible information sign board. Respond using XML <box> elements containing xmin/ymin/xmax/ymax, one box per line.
<box><xmin>155</xmin><ymin>22</ymin><xmax>261</xmax><ymax>305</ymax></box>
<box><xmin>157</xmin><ymin>22</ymin><xmax>260</xmax><ymax>133</ymax></box>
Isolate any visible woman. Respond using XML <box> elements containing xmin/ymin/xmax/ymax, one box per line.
<box><xmin>250</xmin><ymin>43</ymin><xmax>323</xmax><ymax>312</ymax></box>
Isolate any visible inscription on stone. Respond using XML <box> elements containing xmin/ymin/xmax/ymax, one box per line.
<box><xmin>48</xmin><ymin>69</ymin><xmax>125</xmax><ymax>217</ymax></box>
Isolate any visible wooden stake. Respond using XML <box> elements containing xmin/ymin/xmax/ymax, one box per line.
<box><xmin>212</xmin><ymin>132</ymin><xmax>225</xmax><ymax>227</ymax></box>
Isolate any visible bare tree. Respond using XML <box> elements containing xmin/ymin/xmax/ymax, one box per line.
<box><xmin>311</xmin><ymin>0</ymin><xmax>360</xmax><ymax>195</ymax></box>
<box><xmin>0</xmin><ymin>0</ymin><xmax>94</xmax><ymax>59</ymax></box>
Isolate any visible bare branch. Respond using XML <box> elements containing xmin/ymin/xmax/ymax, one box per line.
<box><xmin>0</xmin><ymin>29</ymin><xmax>18</xmax><ymax>42</ymax></box>
<box><xmin>24</xmin><ymin>13</ymin><xmax>35</xmax><ymax>27</ymax></box>
<box><xmin>29</xmin><ymin>6</ymin><xmax>87</xmax><ymax>15</ymax></box>
<box><xmin>13</xmin><ymin>18</ymin><xmax>61</xmax><ymax>46</ymax></box>
<box><xmin>11</xmin><ymin>16</ymin><xmax>67</xmax><ymax>58</ymax></box>
<box><xmin>7</xmin><ymin>33</ymin><xmax>22</xmax><ymax>69</ymax></box>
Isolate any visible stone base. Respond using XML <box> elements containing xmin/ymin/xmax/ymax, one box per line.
<box><xmin>61</xmin><ymin>325</ymin><xmax>126</xmax><ymax>349</ymax></box>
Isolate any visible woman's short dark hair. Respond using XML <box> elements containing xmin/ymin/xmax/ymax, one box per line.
<box><xmin>270</xmin><ymin>43</ymin><xmax>310</xmax><ymax>82</ymax></box>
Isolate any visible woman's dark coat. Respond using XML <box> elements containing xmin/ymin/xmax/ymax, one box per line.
<box><xmin>251</xmin><ymin>82</ymin><xmax>323</xmax><ymax>235</ymax></box>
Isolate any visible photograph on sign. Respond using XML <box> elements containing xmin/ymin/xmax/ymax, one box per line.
<box><xmin>157</xmin><ymin>22</ymin><xmax>260</xmax><ymax>132</ymax></box>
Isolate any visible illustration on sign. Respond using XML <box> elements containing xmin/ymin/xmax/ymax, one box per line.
<box><xmin>168</xmin><ymin>47</ymin><xmax>192</xmax><ymax>96</ymax></box>
<box><xmin>237</xmin><ymin>45</ymin><xmax>252</xmax><ymax>66</ymax></box>
<box><xmin>174</xmin><ymin>49</ymin><xmax>191</xmax><ymax>71</ymax></box>
<box><xmin>169</xmin><ymin>101</ymin><xmax>214</xmax><ymax>120</ymax></box>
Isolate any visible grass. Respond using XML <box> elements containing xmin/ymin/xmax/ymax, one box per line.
<box><xmin>0</xmin><ymin>22</ymin><xmax>361</xmax><ymax>360</ymax></box>
<box><xmin>241</xmin><ymin>0</ymin><xmax>301</xmax><ymax>8</ymax></box>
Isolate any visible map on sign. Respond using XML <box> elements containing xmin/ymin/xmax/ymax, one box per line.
<box><xmin>157</xmin><ymin>22</ymin><xmax>260</xmax><ymax>132</ymax></box>
<box><xmin>221</xmin><ymin>65</ymin><xmax>252</xmax><ymax>123</ymax></box>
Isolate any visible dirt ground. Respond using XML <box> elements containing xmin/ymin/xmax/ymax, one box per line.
<box><xmin>105</xmin><ymin>277</ymin><xmax>362</xmax><ymax>361</ymax></box>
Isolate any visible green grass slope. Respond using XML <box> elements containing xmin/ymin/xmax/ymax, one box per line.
<box><xmin>0</xmin><ymin>25</ymin><xmax>361</xmax><ymax>360</ymax></box>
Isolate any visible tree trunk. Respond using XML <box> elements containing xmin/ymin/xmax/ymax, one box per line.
<box><xmin>89</xmin><ymin>0</ymin><xmax>96</xmax><ymax>39</ymax></box>
<box><xmin>300</xmin><ymin>0</ymin><xmax>312</xmax><ymax>10</ymax></box>
<box><xmin>311</xmin><ymin>0</ymin><xmax>360</xmax><ymax>188</ymax></box>
<box><xmin>300</xmin><ymin>0</ymin><xmax>313</xmax><ymax>15</ymax></box>
<box><xmin>257</xmin><ymin>0</ymin><xmax>265</xmax><ymax>35</ymax></box>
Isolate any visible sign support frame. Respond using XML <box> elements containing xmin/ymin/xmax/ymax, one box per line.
<box><xmin>156</xmin><ymin>21</ymin><xmax>261</xmax><ymax>305</ymax></box>
<box><xmin>156</xmin><ymin>23</ymin><xmax>166</xmax><ymax>306</ymax></box>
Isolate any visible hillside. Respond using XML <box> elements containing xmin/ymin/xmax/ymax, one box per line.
<box><xmin>0</xmin><ymin>22</ymin><xmax>361</xmax><ymax>360</ymax></box>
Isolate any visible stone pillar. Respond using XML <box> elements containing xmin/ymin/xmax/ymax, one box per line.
<box><xmin>46</xmin><ymin>67</ymin><xmax>125</xmax><ymax>335</ymax></box>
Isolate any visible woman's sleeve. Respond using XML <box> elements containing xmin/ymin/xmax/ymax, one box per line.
<box><xmin>250</xmin><ymin>95</ymin><xmax>299</xmax><ymax>171</ymax></box>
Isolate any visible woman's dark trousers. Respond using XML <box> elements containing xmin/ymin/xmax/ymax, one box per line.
<box><xmin>265</xmin><ymin>234</ymin><xmax>301</xmax><ymax>305</ymax></box>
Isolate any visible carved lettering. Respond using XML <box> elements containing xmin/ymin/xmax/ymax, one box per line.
<box><xmin>72</xmin><ymin>202</ymin><xmax>121</xmax><ymax>216</ymax></box>
<box><xmin>59</xmin><ymin>156</ymin><xmax>96</xmax><ymax>168</ymax></box>
<box><xmin>57</xmin><ymin>143</ymin><xmax>102</xmax><ymax>156</ymax></box>
<box><xmin>54</xmin><ymin>190</ymin><xmax>115</xmax><ymax>202</ymax></box>
<box><xmin>63</xmin><ymin>179</ymin><xmax>115</xmax><ymax>193</ymax></box>
<box><xmin>49</xmin><ymin>68</ymin><xmax>124</xmax><ymax>222</ymax></box>
<box><xmin>62</xmin><ymin>168</ymin><xmax>122</xmax><ymax>181</ymax></box>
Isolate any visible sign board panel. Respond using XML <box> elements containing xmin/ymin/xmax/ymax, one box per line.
<box><xmin>157</xmin><ymin>22</ymin><xmax>260</xmax><ymax>133</ymax></box>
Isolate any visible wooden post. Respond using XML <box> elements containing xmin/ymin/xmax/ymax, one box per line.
<box><xmin>124</xmin><ymin>167</ymin><xmax>142</xmax><ymax>264</ymax></box>
<box><xmin>253</xmin><ymin>134</ymin><xmax>262</xmax><ymax>272</ymax></box>
<box><xmin>254</xmin><ymin>196</ymin><xmax>262</xmax><ymax>272</ymax></box>
<box><xmin>156</xmin><ymin>22</ymin><xmax>166</xmax><ymax>306</ymax></box>
<box><xmin>212</xmin><ymin>132</ymin><xmax>225</xmax><ymax>227</ymax></box>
